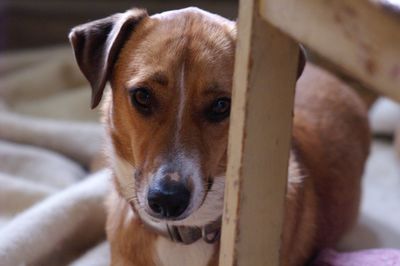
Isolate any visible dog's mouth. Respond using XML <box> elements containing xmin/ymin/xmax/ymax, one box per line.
<box><xmin>129</xmin><ymin>181</ymin><xmax>223</xmax><ymax>245</ymax></box>
<box><xmin>129</xmin><ymin>191</ymin><xmax>216</xmax><ymax>225</ymax></box>
<box><xmin>131</xmin><ymin>175</ymin><xmax>225</xmax><ymax>228</ymax></box>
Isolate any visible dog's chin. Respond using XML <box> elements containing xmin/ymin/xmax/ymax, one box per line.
<box><xmin>133</xmin><ymin>176</ymin><xmax>225</xmax><ymax>228</ymax></box>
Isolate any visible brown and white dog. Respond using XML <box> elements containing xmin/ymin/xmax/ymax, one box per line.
<box><xmin>69</xmin><ymin>7</ymin><xmax>370</xmax><ymax>266</ymax></box>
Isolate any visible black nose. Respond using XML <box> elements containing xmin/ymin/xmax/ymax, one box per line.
<box><xmin>147</xmin><ymin>179</ymin><xmax>190</xmax><ymax>218</ymax></box>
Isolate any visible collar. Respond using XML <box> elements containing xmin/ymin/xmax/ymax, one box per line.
<box><xmin>142</xmin><ymin>217</ymin><xmax>222</xmax><ymax>245</ymax></box>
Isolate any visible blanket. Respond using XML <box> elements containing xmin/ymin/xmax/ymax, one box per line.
<box><xmin>313</xmin><ymin>248</ymin><xmax>400</xmax><ymax>266</ymax></box>
<box><xmin>1</xmin><ymin>45</ymin><xmax>400</xmax><ymax>266</ymax></box>
<box><xmin>0</xmin><ymin>46</ymin><xmax>110</xmax><ymax>265</ymax></box>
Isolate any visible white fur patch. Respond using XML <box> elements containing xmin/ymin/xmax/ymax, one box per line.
<box><xmin>288</xmin><ymin>151</ymin><xmax>304</xmax><ymax>185</ymax></box>
<box><xmin>177</xmin><ymin>152</ymin><xmax>204</xmax><ymax>217</ymax></box>
<box><xmin>155</xmin><ymin>237</ymin><xmax>215</xmax><ymax>266</ymax></box>
<box><xmin>174</xmin><ymin>176</ymin><xmax>224</xmax><ymax>227</ymax></box>
<box><xmin>176</xmin><ymin>61</ymin><xmax>186</xmax><ymax>138</ymax></box>
<box><xmin>113</xmin><ymin>155</ymin><xmax>136</xmax><ymax>199</ymax></box>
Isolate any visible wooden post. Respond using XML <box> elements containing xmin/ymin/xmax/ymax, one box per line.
<box><xmin>219</xmin><ymin>0</ymin><xmax>300</xmax><ymax>265</ymax></box>
<box><xmin>260</xmin><ymin>0</ymin><xmax>400</xmax><ymax>102</ymax></box>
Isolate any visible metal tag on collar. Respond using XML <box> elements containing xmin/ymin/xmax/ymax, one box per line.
<box><xmin>177</xmin><ymin>226</ymin><xmax>202</xmax><ymax>244</ymax></box>
<box><xmin>201</xmin><ymin>225</ymin><xmax>220</xmax><ymax>244</ymax></box>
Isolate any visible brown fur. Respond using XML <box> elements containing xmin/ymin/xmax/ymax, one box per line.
<box><xmin>109</xmin><ymin>13</ymin><xmax>235</xmax><ymax>187</ymax></box>
<box><xmin>70</xmin><ymin>7</ymin><xmax>370</xmax><ymax>266</ymax></box>
<box><xmin>105</xmin><ymin>62</ymin><xmax>370</xmax><ymax>266</ymax></box>
<box><xmin>281</xmin><ymin>64</ymin><xmax>370</xmax><ymax>266</ymax></box>
<box><xmin>106</xmin><ymin>188</ymin><xmax>159</xmax><ymax>265</ymax></box>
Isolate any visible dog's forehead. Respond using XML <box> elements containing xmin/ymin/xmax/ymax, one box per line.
<box><xmin>146</xmin><ymin>7</ymin><xmax>236</xmax><ymax>49</ymax></box>
<box><xmin>115</xmin><ymin>7</ymin><xmax>235</xmax><ymax>86</ymax></box>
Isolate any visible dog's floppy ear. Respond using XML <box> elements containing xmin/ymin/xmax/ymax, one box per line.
<box><xmin>69</xmin><ymin>9</ymin><xmax>148</xmax><ymax>109</ymax></box>
<box><xmin>297</xmin><ymin>45</ymin><xmax>306</xmax><ymax>80</ymax></box>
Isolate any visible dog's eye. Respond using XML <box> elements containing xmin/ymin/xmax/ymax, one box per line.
<box><xmin>206</xmin><ymin>97</ymin><xmax>231</xmax><ymax>122</ymax></box>
<box><xmin>130</xmin><ymin>88</ymin><xmax>152</xmax><ymax>114</ymax></box>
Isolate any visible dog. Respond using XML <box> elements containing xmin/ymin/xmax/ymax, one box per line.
<box><xmin>69</xmin><ymin>7</ymin><xmax>370</xmax><ymax>266</ymax></box>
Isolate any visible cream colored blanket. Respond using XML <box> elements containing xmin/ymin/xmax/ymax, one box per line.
<box><xmin>0</xmin><ymin>46</ymin><xmax>110</xmax><ymax>265</ymax></box>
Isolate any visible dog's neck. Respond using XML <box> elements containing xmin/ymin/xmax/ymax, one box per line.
<box><xmin>139</xmin><ymin>213</ymin><xmax>222</xmax><ymax>245</ymax></box>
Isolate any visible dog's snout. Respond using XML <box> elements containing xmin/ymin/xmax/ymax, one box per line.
<box><xmin>147</xmin><ymin>178</ymin><xmax>190</xmax><ymax>219</ymax></box>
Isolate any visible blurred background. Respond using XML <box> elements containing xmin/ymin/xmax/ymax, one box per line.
<box><xmin>1</xmin><ymin>0</ymin><xmax>238</xmax><ymax>51</ymax></box>
<box><xmin>0</xmin><ymin>1</ymin><xmax>400</xmax><ymax>265</ymax></box>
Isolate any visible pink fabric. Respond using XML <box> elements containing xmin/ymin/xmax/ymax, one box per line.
<box><xmin>313</xmin><ymin>249</ymin><xmax>400</xmax><ymax>266</ymax></box>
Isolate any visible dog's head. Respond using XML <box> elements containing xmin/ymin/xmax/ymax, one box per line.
<box><xmin>70</xmin><ymin>7</ymin><xmax>304</xmax><ymax>228</ymax></box>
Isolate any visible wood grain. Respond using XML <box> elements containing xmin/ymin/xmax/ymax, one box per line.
<box><xmin>260</xmin><ymin>0</ymin><xmax>400</xmax><ymax>101</ymax></box>
<box><xmin>219</xmin><ymin>0</ymin><xmax>299</xmax><ymax>264</ymax></box>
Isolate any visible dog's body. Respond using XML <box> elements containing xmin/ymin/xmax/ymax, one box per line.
<box><xmin>69</xmin><ymin>7</ymin><xmax>370</xmax><ymax>266</ymax></box>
